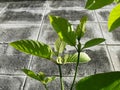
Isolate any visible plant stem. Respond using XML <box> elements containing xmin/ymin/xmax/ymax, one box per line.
<box><xmin>58</xmin><ymin>64</ymin><xmax>64</xmax><ymax>90</ymax></box>
<box><xmin>70</xmin><ymin>47</ymin><xmax>81</xmax><ymax>90</ymax></box>
<box><xmin>43</xmin><ymin>84</ymin><xmax>48</xmax><ymax>90</ymax></box>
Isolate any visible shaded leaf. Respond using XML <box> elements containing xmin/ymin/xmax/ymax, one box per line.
<box><xmin>64</xmin><ymin>52</ymin><xmax>91</xmax><ymax>64</ymax></box>
<box><xmin>83</xmin><ymin>38</ymin><xmax>105</xmax><ymax>49</ymax></box>
<box><xmin>76</xmin><ymin>16</ymin><xmax>87</xmax><ymax>40</ymax></box>
<box><xmin>22</xmin><ymin>69</ymin><xmax>41</xmax><ymax>81</ymax></box>
<box><xmin>10</xmin><ymin>40</ymin><xmax>53</xmax><ymax>59</ymax></box>
<box><xmin>55</xmin><ymin>38</ymin><xmax>66</xmax><ymax>55</ymax></box>
<box><xmin>108</xmin><ymin>4</ymin><xmax>120</xmax><ymax>31</ymax></box>
<box><xmin>85</xmin><ymin>0</ymin><xmax>114</xmax><ymax>10</ymax></box>
<box><xmin>49</xmin><ymin>15</ymin><xmax>76</xmax><ymax>46</ymax></box>
<box><xmin>76</xmin><ymin>72</ymin><xmax>120</xmax><ymax>90</ymax></box>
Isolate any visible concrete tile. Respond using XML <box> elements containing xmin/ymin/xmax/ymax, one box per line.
<box><xmin>0</xmin><ymin>9</ymin><xmax>44</xmax><ymax>24</ymax></box>
<box><xmin>0</xmin><ymin>54</ymin><xmax>31</xmax><ymax>74</ymax></box>
<box><xmin>7</xmin><ymin>1</ymin><xmax>46</xmax><ymax>9</ymax></box>
<box><xmin>38</xmin><ymin>22</ymin><xmax>103</xmax><ymax>45</ymax></box>
<box><xmin>44</xmin><ymin>9</ymin><xmax>97</xmax><ymax>23</ymax></box>
<box><xmin>30</xmin><ymin>46</ymin><xmax>113</xmax><ymax>76</ymax></box>
<box><xmin>24</xmin><ymin>77</ymin><xmax>78</xmax><ymax>90</ymax></box>
<box><xmin>0</xmin><ymin>43</ymin><xmax>8</xmax><ymax>55</ymax></box>
<box><xmin>95</xmin><ymin>9</ymin><xmax>111</xmax><ymax>22</ymax></box>
<box><xmin>0</xmin><ymin>25</ymin><xmax>40</xmax><ymax>43</ymax></box>
<box><xmin>0</xmin><ymin>76</ymin><xmax>25</xmax><ymax>90</ymax></box>
<box><xmin>107</xmin><ymin>46</ymin><xmax>120</xmax><ymax>71</ymax></box>
<box><xmin>100</xmin><ymin>23</ymin><xmax>120</xmax><ymax>44</ymax></box>
<box><xmin>0</xmin><ymin>2</ymin><xmax>8</xmax><ymax>11</ymax></box>
<box><xmin>47</xmin><ymin>0</ymin><xmax>85</xmax><ymax>9</ymax></box>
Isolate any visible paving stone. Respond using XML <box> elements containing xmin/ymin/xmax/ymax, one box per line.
<box><xmin>0</xmin><ymin>75</ymin><xmax>25</xmax><ymax>90</ymax></box>
<box><xmin>0</xmin><ymin>9</ymin><xmax>44</xmax><ymax>24</ymax></box>
<box><xmin>95</xmin><ymin>9</ymin><xmax>111</xmax><ymax>22</ymax></box>
<box><xmin>30</xmin><ymin>46</ymin><xmax>113</xmax><ymax>76</ymax></box>
<box><xmin>47</xmin><ymin>0</ymin><xmax>85</xmax><ymax>9</ymax></box>
<box><xmin>24</xmin><ymin>77</ymin><xmax>79</xmax><ymax>90</ymax></box>
<box><xmin>0</xmin><ymin>2</ymin><xmax>8</xmax><ymax>11</ymax></box>
<box><xmin>44</xmin><ymin>9</ymin><xmax>97</xmax><ymax>24</ymax></box>
<box><xmin>0</xmin><ymin>44</ymin><xmax>8</xmax><ymax>55</ymax></box>
<box><xmin>7</xmin><ymin>1</ymin><xmax>46</xmax><ymax>9</ymax></box>
<box><xmin>100</xmin><ymin>23</ymin><xmax>120</xmax><ymax>44</ymax></box>
<box><xmin>39</xmin><ymin>22</ymin><xmax>103</xmax><ymax>45</ymax></box>
<box><xmin>108</xmin><ymin>46</ymin><xmax>120</xmax><ymax>71</ymax></box>
<box><xmin>0</xmin><ymin>25</ymin><xmax>40</xmax><ymax>43</ymax></box>
<box><xmin>0</xmin><ymin>54</ymin><xmax>31</xmax><ymax>74</ymax></box>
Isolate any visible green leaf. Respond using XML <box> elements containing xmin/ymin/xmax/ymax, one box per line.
<box><xmin>45</xmin><ymin>76</ymin><xmax>56</xmax><ymax>84</ymax></box>
<box><xmin>76</xmin><ymin>72</ymin><xmax>120</xmax><ymax>90</ymax></box>
<box><xmin>10</xmin><ymin>40</ymin><xmax>53</xmax><ymax>59</ymax></box>
<box><xmin>37</xmin><ymin>72</ymin><xmax>46</xmax><ymax>81</ymax></box>
<box><xmin>22</xmin><ymin>69</ymin><xmax>41</xmax><ymax>81</ymax></box>
<box><xmin>55</xmin><ymin>38</ymin><xmax>66</xmax><ymax>55</ymax></box>
<box><xmin>83</xmin><ymin>38</ymin><xmax>105</xmax><ymax>49</ymax></box>
<box><xmin>108</xmin><ymin>4</ymin><xmax>120</xmax><ymax>31</ymax></box>
<box><xmin>76</xmin><ymin>16</ymin><xmax>87</xmax><ymax>40</ymax></box>
<box><xmin>85</xmin><ymin>0</ymin><xmax>114</xmax><ymax>10</ymax></box>
<box><xmin>63</xmin><ymin>52</ymin><xmax>91</xmax><ymax>64</ymax></box>
<box><xmin>49</xmin><ymin>15</ymin><xmax>76</xmax><ymax>46</ymax></box>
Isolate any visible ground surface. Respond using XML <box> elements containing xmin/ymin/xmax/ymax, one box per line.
<box><xmin>0</xmin><ymin>0</ymin><xmax>119</xmax><ymax>90</ymax></box>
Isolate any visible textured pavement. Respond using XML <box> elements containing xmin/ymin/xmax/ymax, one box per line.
<box><xmin>0</xmin><ymin>1</ymin><xmax>119</xmax><ymax>90</ymax></box>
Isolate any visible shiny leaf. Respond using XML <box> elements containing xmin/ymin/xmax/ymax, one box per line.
<box><xmin>85</xmin><ymin>0</ymin><xmax>114</xmax><ymax>10</ymax></box>
<box><xmin>108</xmin><ymin>4</ymin><xmax>120</xmax><ymax>31</ymax></box>
<box><xmin>83</xmin><ymin>38</ymin><xmax>105</xmax><ymax>49</ymax></box>
<box><xmin>76</xmin><ymin>72</ymin><xmax>120</xmax><ymax>90</ymax></box>
<box><xmin>49</xmin><ymin>15</ymin><xmax>76</xmax><ymax>46</ymax></box>
<box><xmin>10</xmin><ymin>40</ymin><xmax>53</xmax><ymax>59</ymax></box>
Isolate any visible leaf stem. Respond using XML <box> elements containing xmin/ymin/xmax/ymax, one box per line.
<box><xmin>43</xmin><ymin>84</ymin><xmax>49</xmax><ymax>90</ymax></box>
<box><xmin>70</xmin><ymin>43</ymin><xmax>81</xmax><ymax>90</ymax></box>
<box><xmin>58</xmin><ymin>64</ymin><xmax>64</xmax><ymax>90</ymax></box>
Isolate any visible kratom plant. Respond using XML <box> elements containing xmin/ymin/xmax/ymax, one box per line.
<box><xmin>9</xmin><ymin>0</ymin><xmax>120</xmax><ymax>90</ymax></box>
<box><xmin>9</xmin><ymin>14</ymin><xmax>107</xmax><ymax>90</ymax></box>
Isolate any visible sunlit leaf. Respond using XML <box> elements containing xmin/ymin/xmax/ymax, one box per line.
<box><xmin>76</xmin><ymin>16</ymin><xmax>87</xmax><ymax>40</ymax></box>
<box><xmin>108</xmin><ymin>4</ymin><xmax>120</xmax><ymax>31</ymax></box>
<box><xmin>85</xmin><ymin>0</ymin><xmax>114</xmax><ymax>10</ymax></box>
<box><xmin>76</xmin><ymin>72</ymin><xmax>120</xmax><ymax>90</ymax></box>
<box><xmin>63</xmin><ymin>52</ymin><xmax>91</xmax><ymax>64</ymax></box>
<box><xmin>45</xmin><ymin>76</ymin><xmax>56</xmax><ymax>84</ymax></box>
<box><xmin>83</xmin><ymin>38</ymin><xmax>105</xmax><ymax>49</ymax></box>
<box><xmin>49</xmin><ymin>15</ymin><xmax>76</xmax><ymax>46</ymax></box>
<box><xmin>10</xmin><ymin>40</ymin><xmax>53</xmax><ymax>59</ymax></box>
<box><xmin>55</xmin><ymin>38</ymin><xmax>66</xmax><ymax>55</ymax></box>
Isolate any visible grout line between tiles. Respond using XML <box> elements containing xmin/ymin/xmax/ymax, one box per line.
<box><xmin>94</xmin><ymin>10</ymin><xmax>116</xmax><ymax>71</ymax></box>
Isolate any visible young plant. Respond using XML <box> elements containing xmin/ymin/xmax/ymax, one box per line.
<box><xmin>10</xmin><ymin>15</ymin><xmax>105</xmax><ymax>90</ymax></box>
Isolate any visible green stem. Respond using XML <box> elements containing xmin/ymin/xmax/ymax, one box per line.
<box><xmin>70</xmin><ymin>49</ymin><xmax>81</xmax><ymax>90</ymax></box>
<box><xmin>58</xmin><ymin>64</ymin><xmax>64</xmax><ymax>90</ymax></box>
<box><xmin>43</xmin><ymin>84</ymin><xmax>48</xmax><ymax>90</ymax></box>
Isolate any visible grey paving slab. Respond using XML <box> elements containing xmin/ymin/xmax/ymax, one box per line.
<box><xmin>0</xmin><ymin>25</ymin><xmax>40</xmax><ymax>43</ymax></box>
<box><xmin>38</xmin><ymin>22</ymin><xmax>103</xmax><ymax>45</ymax></box>
<box><xmin>100</xmin><ymin>23</ymin><xmax>120</xmax><ymax>44</ymax></box>
<box><xmin>47</xmin><ymin>0</ymin><xmax>85</xmax><ymax>9</ymax></box>
<box><xmin>95</xmin><ymin>9</ymin><xmax>111</xmax><ymax>22</ymax></box>
<box><xmin>7</xmin><ymin>1</ymin><xmax>46</xmax><ymax>9</ymax></box>
<box><xmin>44</xmin><ymin>9</ymin><xmax>97</xmax><ymax>24</ymax></box>
<box><xmin>108</xmin><ymin>46</ymin><xmax>120</xmax><ymax>71</ymax></box>
<box><xmin>0</xmin><ymin>75</ymin><xmax>25</xmax><ymax>90</ymax></box>
<box><xmin>29</xmin><ymin>46</ymin><xmax>113</xmax><ymax>76</ymax></box>
<box><xmin>0</xmin><ymin>54</ymin><xmax>31</xmax><ymax>74</ymax></box>
<box><xmin>24</xmin><ymin>77</ymin><xmax>79</xmax><ymax>90</ymax></box>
